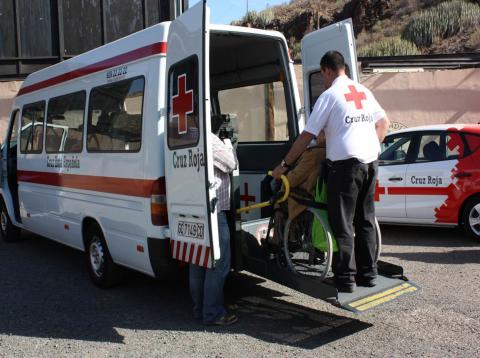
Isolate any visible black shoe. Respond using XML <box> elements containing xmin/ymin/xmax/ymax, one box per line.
<box><xmin>336</xmin><ymin>282</ymin><xmax>356</xmax><ymax>293</ymax></box>
<box><xmin>205</xmin><ymin>313</ymin><xmax>238</xmax><ymax>326</ymax></box>
<box><xmin>357</xmin><ymin>277</ymin><xmax>377</xmax><ymax>287</ymax></box>
<box><xmin>324</xmin><ymin>278</ymin><xmax>356</xmax><ymax>293</ymax></box>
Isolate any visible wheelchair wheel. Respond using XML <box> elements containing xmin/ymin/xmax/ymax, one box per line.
<box><xmin>282</xmin><ymin>209</ymin><xmax>333</xmax><ymax>281</ymax></box>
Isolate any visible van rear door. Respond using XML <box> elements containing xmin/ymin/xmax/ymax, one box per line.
<box><xmin>301</xmin><ymin>19</ymin><xmax>359</xmax><ymax>117</ymax></box>
<box><xmin>164</xmin><ymin>1</ymin><xmax>220</xmax><ymax>268</ymax></box>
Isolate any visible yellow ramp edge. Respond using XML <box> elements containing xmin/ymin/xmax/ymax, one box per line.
<box><xmin>346</xmin><ymin>283</ymin><xmax>418</xmax><ymax>312</ymax></box>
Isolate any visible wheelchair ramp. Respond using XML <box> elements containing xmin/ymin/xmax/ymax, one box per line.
<box><xmin>336</xmin><ymin>276</ymin><xmax>419</xmax><ymax>314</ymax></box>
<box><xmin>238</xmin><ymin>220</ymin><xmax>419</xmax><ymax>314</ymax></box>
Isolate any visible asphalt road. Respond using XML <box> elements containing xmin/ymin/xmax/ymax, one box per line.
<box><xmin>0</xmin><ymin>225</ymin><xmax>479</xmax><ymax>357</ymax></box>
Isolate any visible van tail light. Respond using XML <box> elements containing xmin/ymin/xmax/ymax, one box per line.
<box><xmin>151</xmin><ymin>178</ymin><xmax>168</xmax><ymax>226</ymax></box>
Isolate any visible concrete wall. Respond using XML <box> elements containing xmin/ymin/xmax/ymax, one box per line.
<box><xmin>0</xmin><ymin>81</ymin><xmax>22</xmax><ymax>142</ymax></box>
<box><xmin>295</xmin><ymin>65</ymin><xmax>480</xmax><ymax>131</ymax></box>
<box><xmin>361</xmin><ymin>68</ymin><xmax>480</xmax><ymax>131</ymax></box>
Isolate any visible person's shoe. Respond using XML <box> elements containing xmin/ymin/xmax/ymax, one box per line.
<box><xmin>324</xmin><ymin>277</ymin><xmax>356</xmax><ymax>293</ymax></box>
<box><xmin>336</xmin><ymin>281</ymin><xmax>356</xmax><ymax>293</ymax></box>
<box><xmin>357</xmin><ymin>277</ymin><xmax>377</xmax><ymax>287</ymax></box>
<box><xmin>205</xmin><ymin>313</ymin><xmax>238</xmax><ymax>326</ymax></box>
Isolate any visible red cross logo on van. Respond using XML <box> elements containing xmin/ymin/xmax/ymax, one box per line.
<box><xmin>172</xmin><ymin>74</ymin><xmax>193</xmax><ymax>135</ymax></box>
<box><xmin>344</xmin><ymin>85</ymin><xmax>366</xmax><ymax>110</ymax></box>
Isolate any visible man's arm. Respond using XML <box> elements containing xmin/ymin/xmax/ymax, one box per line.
<box><xmin>272</xmin><ymin>131</ymin><xmax>315</xmax><ymax>179</ymax></box>
<box><xmin>211</xmin><ymin>135</ymin><xmax>236</xmax><ymax>173</ymax></box>
<box><xmin>375</xmin><ymin>116</ymin><xmax>390</xmax><ymax>143</ymax></box>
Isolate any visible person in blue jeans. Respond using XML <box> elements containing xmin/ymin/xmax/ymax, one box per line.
<box><xmin>189</xmin><ymin>132</ymin><xmax>238</xmax><ymax>326</ymax></box>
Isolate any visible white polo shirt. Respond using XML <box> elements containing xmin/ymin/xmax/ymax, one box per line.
<box><xmin>304</xmin><ymin>75</ymin><xmax>386</xmax><ymax>163</ymax></box>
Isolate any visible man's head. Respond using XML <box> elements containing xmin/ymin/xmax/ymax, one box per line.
<box><xmin>320</xmin><ymin>51</ymin><xmax>346</xmax><ymax>88</ymax></box>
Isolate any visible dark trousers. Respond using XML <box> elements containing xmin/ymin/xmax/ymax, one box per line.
<box><xmin>327</xmin><ymin>158</ymin><xmax>378</xmax><ymax>284</ymax></box>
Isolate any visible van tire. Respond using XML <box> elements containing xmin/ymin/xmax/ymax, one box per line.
<box><xmin>462</xmin><ymin>196</ymin><xmax>480</xmax><ymax>241</ymax></box>
<box><xmin>85</xmin><ymin>224</ymin><xmax>123</xmax><ymax>288</ymax></box>
<box><xmin>0</xmin><ymin>200</ymin><xmax>21</xmax><ymax>242</ymax></box>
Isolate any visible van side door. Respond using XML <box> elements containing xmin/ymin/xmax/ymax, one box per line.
<box><xmin>164</xmin><ymin>1</ymin><xmax>220</xmax><ymax>268</ymax></box>
<box><xmin>301</xmin><ymin>19</ymin><xmax>359</xmax><ymax>118</ymax></box>
<box><xmin>4</xmin><ymin>109</ymin><xmax>21</xmax><ymax>222</ymax></box>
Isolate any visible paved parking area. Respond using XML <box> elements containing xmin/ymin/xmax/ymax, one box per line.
<box><xmin>0</xmin><ymin>225</ymin><xmax>478</xmax><ymax>357</ymax></box>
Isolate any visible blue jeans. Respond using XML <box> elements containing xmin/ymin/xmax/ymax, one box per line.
<box><xmin>189</xmin><ymin>211</ymin><xmax>231</xmax><ymax>324</ymax></box>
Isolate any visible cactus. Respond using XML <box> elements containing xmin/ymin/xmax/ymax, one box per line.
<box><xmin>402</xmin><ymin>0</ymin><xmax>480</xmax><ymax>48</ymax></box>
<box><xmin>358</xmin><ymin>36</ymin><xmax>421</xmax><ymax>57</ymax></box>
<box><xmin>256</xmin><ymin>8</ymin><xmax>275</xmax><ymax>29</ymax></box>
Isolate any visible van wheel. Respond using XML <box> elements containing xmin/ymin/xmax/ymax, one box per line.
<box><xmin>85</xmin><ymin>224</ymin><xmax>123</xmax><ymax>288</ymax></box>
<box><xmin>0</xmin><ymin>200</ymin><xmax>20</xmax><ymax>242</ymax></box>
<box><xmin>463</xmin><ymin>196</ymin><xmax>480</xmax><ymax>241</ymax></box>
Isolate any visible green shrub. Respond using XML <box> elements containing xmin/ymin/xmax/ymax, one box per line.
<box><xmin>256</xmin><ymin>8</ymin><xmax>275</xmax><ymax>28</ymax></box>
<box><xmin>358</xmin><ymin>37</ymin><xmax>421</xmax><ymax>57</ymax></box>
<box><xmin>402</xmin><ymin>0</ymin><xmax>480</xmax><ymax>47</ymax></box>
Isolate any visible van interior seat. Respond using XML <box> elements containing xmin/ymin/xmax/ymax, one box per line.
<box><xmin>46</xmin><ymin>126</ymin><xmax>64</xmax><ymax>152</ymax></box>
<box><xmin>64</xmin><ymin>128</ymin><xmax>83</xmax><ymax>152</ymax></box>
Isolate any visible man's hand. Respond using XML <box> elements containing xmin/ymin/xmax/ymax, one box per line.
<box><xmin>271</xmin><ymin>131</ymin><xmax>315</xmax><ymax>180</ymax></box>
<box><xmin>272</xmin><ymin>164</ymin><xmax>288</xmax><ymax>179</ymax></box>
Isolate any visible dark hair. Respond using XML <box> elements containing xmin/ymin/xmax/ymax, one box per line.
<box><xmin>320</xmin><ymin>51</ymin><xmax>345</xmax><ymax>71</ymax></box>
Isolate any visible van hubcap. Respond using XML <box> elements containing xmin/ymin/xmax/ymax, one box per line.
<box><xmin>1</xmin><ymin>211</ymin><xmax>7</xmax><ymax>234</ymax></box>
<box><xmin>89</xmin><ymin>236</ymin><xmax>105</xmax><ymax>277</ymax></box>
<box><xmin>468</xmin><ymin>203</ymin><xmax>480</xmax><ymax>236</ymax></box>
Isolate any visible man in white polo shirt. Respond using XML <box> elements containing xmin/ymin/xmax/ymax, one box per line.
<box><xmin>272</xmin><ymin>51</ymin><xmax>389</xmax><ymax>293</ymax></box>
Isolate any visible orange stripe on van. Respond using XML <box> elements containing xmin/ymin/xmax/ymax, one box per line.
<box><xmin>17</xmin><ymin>170</ymin><xmax>165</xmax><ymax>198</ymax></box>
<box><xmin>17</xmin><ymin>42</ymin><xmax>167</xmax><ymax>96</ymax></box>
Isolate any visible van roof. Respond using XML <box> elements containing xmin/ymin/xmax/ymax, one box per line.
<box><xmin>18</xmin><ymin>22</ymin><xmax>287</xmax><ymax>98</ymax></box>
<box><xmin>18</xmin><ymin>22</ymin><xmax>171</xmax><ymax>97</ymax></box>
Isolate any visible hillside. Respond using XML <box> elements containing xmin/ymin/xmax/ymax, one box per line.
<box><xmin>233</xmin><ymin>0</ymin><xmax>480</xmax><ymax>59</ymax></box>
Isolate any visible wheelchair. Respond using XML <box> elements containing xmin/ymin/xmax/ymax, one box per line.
<box><xmin>264</xmin><ymin>176</ymin><xmax>382</xmax><ymax>282</ymax></box>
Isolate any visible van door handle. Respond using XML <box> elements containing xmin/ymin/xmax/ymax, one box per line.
<box><xmin>454</xmin><ymin>171</ymin><xmax>472</xmax><ymax>178</ymax></box>
<box><xmin>388</xmin><ymin>177</ymin><xmax>403</xmax><ymax>182</ymax></box>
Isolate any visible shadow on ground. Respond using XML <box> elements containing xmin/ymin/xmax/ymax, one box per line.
<box><xmin>0</xmin><ymin>233</ymin><xmax>371</xmax><ymax>349</ymax></box>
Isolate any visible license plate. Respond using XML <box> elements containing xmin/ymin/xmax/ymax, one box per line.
<box><xmin>177</xmin><ymin>221</ymin><xmax>204</xmax><ymax>239</ymax></box>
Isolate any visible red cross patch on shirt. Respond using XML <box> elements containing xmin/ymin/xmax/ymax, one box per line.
<box><xmin>344</xmin><ymin>85</ymin><xmax>367</xmax><ymax>110</ymax></box>
<box><xmin>172</xmin><ymin>74</ymin><xmax>194</xmax><ymax>135</ymax></box>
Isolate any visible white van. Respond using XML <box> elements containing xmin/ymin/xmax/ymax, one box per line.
<box><xmin>0</xmin><ymin>2</ymin><xmax>416</xmax><ymax>312</ymax></box>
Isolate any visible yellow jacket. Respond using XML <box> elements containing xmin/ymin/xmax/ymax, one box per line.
<box><xmin>286</xmin><ymin>146</ymin><xmax>326</xmax><ymax>220</ymax></box>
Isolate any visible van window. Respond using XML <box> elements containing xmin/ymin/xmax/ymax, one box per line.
<box><xmin>20</xmin><ymin>101</ymin><xmax>45</xmax><ymax>154</ymax></box>
<box><xmin>167</xmin><ymin>56</ymin><xmax>199</xmax><ymax>149</ymax></box>
<box><xmin>309</xmin><ymin>72</ymin><xmax>325</xmax><ymax>112</ymax></box>
<box><xmin>46</xmin><ymin>91</ymin><xmax>86</xmax><ymax>153</ymax></box>
<box><xmin>87</xmin><ymin>77</ymin><xmax>145</xmax><ymax>152</ymax></box>
<box><xmin>308</xmin><ymin>65</ymin><xmax>351</xmax><ymax>112</ymax></box>
<box><xmin>218</xmin><ymin>81</ymin><xmax>288</xmax><ymax>142</ymax></box>
<box><xmin>415</xmin><ymin>134</ymin><xmax>444</xmax><ymax>162</ymax></box>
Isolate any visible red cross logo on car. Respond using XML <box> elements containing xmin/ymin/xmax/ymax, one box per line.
<box><xmin>374</xmin><ymin>180</ymin><xmax>386</xmax><ymax>202</ymax></box>
<box><xmin>172</xmin><ymin>74</ymin><xmax>193</xmax><ymax>135</ymax></box>
<box><xmin>344</xmin><ymin>85</ymin><xmax>366</xmax><ymax>110</ymax></box>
